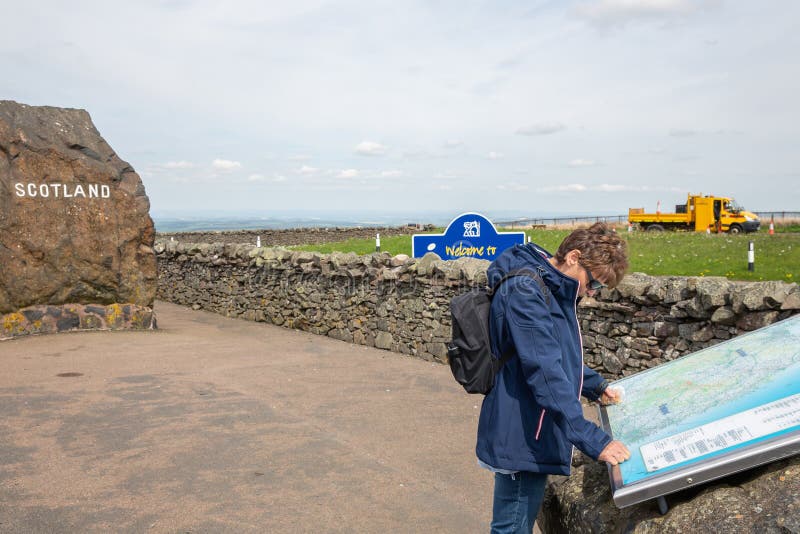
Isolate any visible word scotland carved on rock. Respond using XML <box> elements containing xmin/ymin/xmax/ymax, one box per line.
<box><xmin>0</xmin><ymin>100</ymin><xmax>156</xmax><ymax>339</ymax></box>
<box><xmin>14</xmin><ymin>182</ymin><xmax>111</xmax><ymax>198</ymax></box>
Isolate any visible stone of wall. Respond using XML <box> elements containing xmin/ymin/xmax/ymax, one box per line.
<box><xmin>158</xmin><ymin>225</ymin><xmax>427</xmax><ymax>247</ymax></box>
<box><xmin>580</xmin><ymin>273</ymin><xmax>800</xmax><ymax>377</ymax></box>
<box><xmin>155</xmin><ymin>241</ymin><xmax>800</xmax><ymax>378</ymax></box>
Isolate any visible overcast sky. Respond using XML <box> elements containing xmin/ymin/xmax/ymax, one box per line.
<box><xmin>2</xmin><ymin>0</ymin><xmax>798</xmax><ymax>218</ymax></box>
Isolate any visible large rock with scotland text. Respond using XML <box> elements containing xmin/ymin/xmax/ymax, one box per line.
<box><xmin>0</xmin><ymin>100</ymin><xmax>155</xmax><ymax>337</ymax></box>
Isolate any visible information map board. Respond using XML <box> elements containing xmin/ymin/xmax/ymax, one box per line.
<box><xmin>599</xmin><ymin>314</ymin><xmax>800</xmax><ymax>508</ymax></box>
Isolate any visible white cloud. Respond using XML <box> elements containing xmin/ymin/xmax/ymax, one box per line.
<box><xmin>296</xmin><ymin>165</ymin><xmax>318</xmax><ymax>175</ymax></box>
<box><xmin>338</xmin><ymin>169</ymin><xmax>359</xmax><ymax>178</ymax></box>
<box><xmin>488</xmin><ymin>151</ymin><xmax>504</xmax><ymax>160</ymax></box>
<box><xmin>516</xmin><ymin>123</ymin><xmax>566</xmax><ymax>136</ymax></box>
<box><xmin>355</xmin><ymin>141</ymin><xmax>388</xmax><ymax>156</ymax></box>
<box><xmin>164</xmin><ymin>160</ymin><xmax>194</xmax><ymax>169</ymax></box>
<box><xmin>444</xmin><ymin>139</ymin><xmax>464</xmax><ymax>149</ymax></box>
<box><xmin>496</xmin><ymin>183</ymin><xmax>529</xmax><ymax>191</ymax></box>
<box><xmin>595</xmin><ymin>183</ymin><xmax>633</xmax><ymax>192</ymax></box>
<box><xmin>287</xmin><ymin>154</ymin><xmax>312</xmax><ymax>161</ymax></box>
<box><xmin>597</xmin><ymin>183</ymin><xmax>684</xmax><ymax>192</ymax></box>
<box><xmin>574</xmin><ymin>0</ymin><xmax>704</xmax><ymax>25</ymax></box>
<box><xmin>401</xmin><ymin>149</ymin><xmax>446</xmax><ymax>160</ymax></box>
<box><xmin>568</xmin><ymin>159</ymin><xmax>596</xmax><ymax>167</ymax></box>
<box><xmin>247</xmin><ymin>173</ymin><xmax>285</xmax><ymax>182</ymax></box>
<box><xmin>212</xmin><ymin>158</ymin><xmax>242</xmax><ymax>171</ymax></box>
<box><xmin>379</xmin><ymin>170</ymin><xmax>403</xmax><ymax>178</ymax></box>
<box><xmin>538</xmin><ymin>183</ymin><xmax>589</xmax><ymax>192</ymax></box>
<box><xmin>669</xmin><ymin>128</ymin><xmax>697</xmax><ymax>137</ymax></box>
<box><xmin>538</xmin><ymin>183</ymin><xmax>684</xmax><ymax>193</ymax></box>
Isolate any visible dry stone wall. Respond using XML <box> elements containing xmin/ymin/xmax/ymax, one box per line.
<box><xmin>155</xmin><ymin>240</ymin><xmax>800</xmax><ymax>379</ymax></box>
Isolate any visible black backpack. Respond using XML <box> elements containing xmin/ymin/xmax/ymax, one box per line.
<box><xmin>446</xmin><ymin>268</ymin><xmax>549</xmax><ymax>394</ymax></box>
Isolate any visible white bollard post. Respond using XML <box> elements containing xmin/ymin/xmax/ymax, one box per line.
<box><xmin>256</xmin><ymin>236</ymin><xmax>261</xmax><ymax>248</ymax></box>
<box><xmin>748</xmin><ymin>241</ymin><xmax>755</xmax><ymax>272</ymax></box>
<box><xmin>376</xmin><ymin>233</ymin><xmax>381</xmax><ymax>253</ymax></box>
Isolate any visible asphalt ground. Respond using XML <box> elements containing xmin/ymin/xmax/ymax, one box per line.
<box><xmin>0</xmin><ymin>301</ymin><xmax>497</xmax><ymax>533</ymax></box>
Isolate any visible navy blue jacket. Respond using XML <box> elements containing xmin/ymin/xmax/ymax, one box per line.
<box><xmin>476</xmin><ymin>243</ymin><xmax>612</xmax><ymax>475</ymax></box>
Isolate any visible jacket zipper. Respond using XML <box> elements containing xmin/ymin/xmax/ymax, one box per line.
<box><xmin>571</xmin><ymin>284</ymin><xmax>583</xmax><ymax>459</ymax></box>
<box><xmin>533</xmin><ymin>265</ymin><xmax>550</xmax><ymax>442</ymax></box>
<box><xmin>534</xmin><ymin>293</ymin><xmax>581</xmax><ymax>443</ymax></box>
<box><xmin>573</xmin><ymin>288</ymin><xmax>584</xmax><ymax>398</ymax></box>
<box><xmin>535</xmin><ymin>409</ymin><xmax>546</xmax><ymax>440</ymax></box>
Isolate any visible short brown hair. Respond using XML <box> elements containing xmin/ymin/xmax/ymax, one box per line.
<box><xmin>554</xmin><ymin>222</ymin><xmax>628</xmax><ymax>288</ymax></box>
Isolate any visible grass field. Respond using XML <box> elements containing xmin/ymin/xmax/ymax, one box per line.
<box><xmin>291</xmin><ymin>228</ymin><xmax>799</xmax><ymax>282</ymax></box>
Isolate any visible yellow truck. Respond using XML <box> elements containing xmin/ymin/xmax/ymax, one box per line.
<box><xmin>628</xmin><ymin>194</ymin><xmax>760</xmax><ymax>233</ymax></box>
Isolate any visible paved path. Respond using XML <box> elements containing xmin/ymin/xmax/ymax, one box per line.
<box><xmin>0</xmin><ymin>301</ymin><xmax>494</xmax><ymax>533</ymax></box>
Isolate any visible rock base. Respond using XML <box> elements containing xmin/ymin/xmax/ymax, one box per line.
<box><xmin>1</xmin><ymin>303</ymin><xmax>156</xmax><ymax>340</ymax></box>
<box><xmin>540</xmin><ymin>452</ymin><xmax>800</xmax><ymax>533</ymax></box>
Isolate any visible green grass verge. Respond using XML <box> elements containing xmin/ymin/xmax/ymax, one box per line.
<box><xmin>291</xmin><ymin>229</ymin><xmax>799</xmax><ymax>282</ymax></box>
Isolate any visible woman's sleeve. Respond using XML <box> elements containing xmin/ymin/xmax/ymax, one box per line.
<box><xmin>581</xmin><ymin>365</ymin><xmax>609</xmax><ymax>402</ymax></box>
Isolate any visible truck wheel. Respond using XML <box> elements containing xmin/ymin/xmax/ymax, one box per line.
<box><xmin>729</xmin><ymin>224</ymin><xmax>743</xmax><ymax>234</ymax></box>
<box><xmin>646</xmin><ymin>224</ymin><xmax>665</xmax><ymax>232</ymax></box>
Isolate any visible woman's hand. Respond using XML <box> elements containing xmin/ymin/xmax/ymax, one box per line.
<box><xmin>598</xmin><ymin>440</ymin><xmax>631</xmax><ymax>465</ymax></box>
<box><xmin>600</xmin><ymin>386</ymin><xmax>623</xmax><ymax>405</ymax></box>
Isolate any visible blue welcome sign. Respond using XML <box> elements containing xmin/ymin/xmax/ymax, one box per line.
<box><xmin>412</xmin><ymin>212</ymin><xmax>526</xmax><ymax>261</ymax></box>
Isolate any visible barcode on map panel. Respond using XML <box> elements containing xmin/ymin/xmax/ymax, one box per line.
<box><xmin>644</xmin><ymin>427</ymin><xmax>750</xmax><ymax>471</ymax></box>
<box><xmin>640</xmin><ymin>393</ymin><xmax>800</xmax><ymax>472</ymax></box>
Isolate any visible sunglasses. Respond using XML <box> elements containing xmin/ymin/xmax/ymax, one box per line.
<box><xmin>581</xmin><ymin>264</ymin><xmax>607</xmax><ymax>292</ymax></box>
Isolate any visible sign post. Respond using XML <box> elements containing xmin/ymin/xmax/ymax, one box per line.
<box><xmin>412</xmin><ymin>213</ymin><xmax>526</xmax><ymax>261</ymax></box>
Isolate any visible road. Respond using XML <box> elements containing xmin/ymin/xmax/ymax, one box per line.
<box><xmin>0</xmin><ymin>301</ymin><xmax>495</xmax><ymax>533</ymax></box>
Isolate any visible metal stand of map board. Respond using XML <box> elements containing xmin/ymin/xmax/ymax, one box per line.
<box><xmin>597</xmin><ymin>314</ymin><xmax>800</xmax><ymax>511</ymax></box>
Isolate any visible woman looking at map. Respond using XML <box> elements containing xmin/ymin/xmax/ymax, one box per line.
<box><xmin>476</xmin><ymin>222</ymin><xmax>630</xmax><ymax>533</ymax></box>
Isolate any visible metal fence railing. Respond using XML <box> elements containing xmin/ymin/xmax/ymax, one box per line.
<box><xmin>497</xmin><ymin>212</ymin><xmax>799</xmax><ymax>228</ymax></box>
<box><xmin>496</xmin><ymin>215</ymin><xmax>629</xmax><ymax>228</ymax></box>
<box><xmin>753</xmin><ymin>211</ymin><xmax>800</xmax><ymax>220</ymax></box>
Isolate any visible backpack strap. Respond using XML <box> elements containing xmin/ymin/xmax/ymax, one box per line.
<box><xmin>488</xmin><ymin>267</ymin><xmax>551</xmax><ymax>369</ymax></box>
<box><xmin>488</xmin><ymin>267</ymin><xmax>550</xmax><ymax>306</ymax></box>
